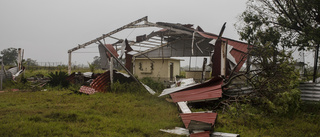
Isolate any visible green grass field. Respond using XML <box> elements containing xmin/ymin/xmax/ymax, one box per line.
<box><xmin>1</xmin><ymin>68</ymin><xmax>320</xmax><ymax>136</ymax></box>
<box><xmin>0</xmin><ymin>90</ymin><xmax>183</xmax><ymax>137</ymax></box>
<box><xmin>1</xmin><ymin>89</ymin><xmax>320</xmax><ymax>136</ymax></box>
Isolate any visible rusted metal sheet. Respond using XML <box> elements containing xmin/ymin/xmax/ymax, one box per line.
<box><xmin>211</xmin><ymin>39</ymin><xmax>222</xmax><ymax>77</ymax></box>
<box><xmin>105</xmin><ymin>44</ymin><xmax>119</xmax><ymax>58</ymax></box>
<box><xmin>170</xmin><ymin>77</ymin><xmax>223</xmax><ymax>102</ymax></box>
<box><xmin>190</xmin><ymin>131</ymin><xmax>211</xmax><ymax>137</ymax></box>
<box><xmin>180</xmin><ymin>113</ymin><xmax>217</xmax><ymax>129</ymax></box>
<box><xmin>198</xmin><ymin>32</ymin><xmax>249</xmax><ymax>74</ymax></box>
<box><xmin>79</xmin><ymin>86</ymin><xmax>97</xmax><ymax>94</ymax></box>
<box><xmin>124</xmin><ymin>39</ymin><xmax>133</xmax><ymax>71</ymax></box>
<box><xmin>90</xmin><ymin>70</ymin><xmax>111</xmax><ymax>92</ymax></box>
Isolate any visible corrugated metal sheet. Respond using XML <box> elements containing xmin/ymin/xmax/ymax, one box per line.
<box><xmin>105</xmin><ymin>44</ymin><xmax>119</xmax><ymax>58</ymax></box>
<box><xmin>79</xmin><ymin>86</ymin><xmax>97</xmax><ymax>94</ymax></box>
<box><xmin>190</xmin><ymin>131</ymin><xmax>211</xmax><ymax>137</ymax></box>
<box><xmin>198</xmin><ymin>31</ymin><xmax>249</xmax><ymax>73</ymax></box>
<box><xmin>180</xmin><ymin>113</ymin><xmax>217</xmax><ymax>128</ymax></box>
<box><xmin>66</xmin><ymin>72</ymin><xmax>75</xmax><ymax>83</ymax></box>
<box><xmin>300</xmin><ymin>82</ymin><xmax>320</xmax><ymax>101</ymax></box>
<box><xmin>170</xmin><ymin>77</ymin><xmax>223</xmax><ymax>102</ymax></box>
<box><xmin>90</xmin><ymin>70</ymin><xmax>111</xmax><ymax>92</ymax></box>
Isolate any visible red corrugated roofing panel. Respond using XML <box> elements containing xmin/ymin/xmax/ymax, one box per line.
<box><xmin>211</xmin><ymin>39</ymin><xmax>222</xmax><ymax>77</ymax></box>
<box><xmin>170</xmin><ymin>84</ymin><xmax>222</xmax><ymax>102</ymax></box>
<box><xmin>105</xmin><ymin>44</ymin><xmax>119</xmax><ymax>58</ymax></box>
<box><xmin>190</xmin><ymin>131</ymin><xmax>211</xmax><ymax>137</ymax></box>
<box><xmin>180</xmin><ymin>113</ymin><xmax>217</xmax><ymax>128</ymax></box>
<box><xmin>90</xmin><ymin>70</ymin><xmax>111</xmax><ymax>92</ymax></box>
<box><xmin>79</xmin><ymin>86</ymin><xmax>98</xmax><ymax>95</ymax></box>
<box><xmin>198</xmin><ymin>31</ymin><xmax>249</xmax><ymax>73</ymax></box>
<box><xmin>170</xmin><ymin>77</ymin><xmax>223</xmax><ymax>102</ymax></box>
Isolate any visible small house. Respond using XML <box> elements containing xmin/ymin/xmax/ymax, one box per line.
<box><xmin>133</xmin><ymin>58</ymin><xmax>182</xmax><ymax>82</ymax></box>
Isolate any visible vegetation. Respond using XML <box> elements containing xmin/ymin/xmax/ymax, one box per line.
<box><xmin>230</xmin><ymin>0</ymin><xmax>317</xmax><ymax>114</ymax></box>
<box><xmin>214</xmin><ymin>102</ymin><xmax>320</xmax><ymax>137</ymax></box>
<box><xmin>0</xmin><ymin>47</ymin><xmax>18</xmax><ymax>65</ymax></box>
<box><xmin>47</xmin><ymin>71</ymin><xmax>70</xmax><ymax>88</ymax></box>
<box><xmin>0</xmin><ymin>90</ymin><xmax>182</xmax><ymax>137</ymax></box>
<box><xmin>238</xmin><ymin>0</ymin><xmax>320</xmax><ymax>49</ymax></box>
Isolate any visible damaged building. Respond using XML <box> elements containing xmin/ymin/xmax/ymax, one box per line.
<box><xmin>67</xmin><ymin>16</ymin><xmax>248</xmax><ymax>83</ymax></box>
<box><xmin>67</xmin><ymin>16</ymin><xmax>249</xmax><ymax>137</ymax></box>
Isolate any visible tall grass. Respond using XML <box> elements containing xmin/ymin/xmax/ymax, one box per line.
<box><xmin>0</xmin><ymin>90</ymin><xmax>183</xmax><ymax>136</ymax></box>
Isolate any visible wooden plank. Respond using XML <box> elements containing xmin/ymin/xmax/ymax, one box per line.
<box><xmin>177</xmin><ymin>102</ymin><xmax>192</xmax><ymax>114</ymax></box>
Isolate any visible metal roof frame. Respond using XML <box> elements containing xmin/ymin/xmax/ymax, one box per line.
<box><xmin>67</xmin><ymin>16</ymin><xmax>250</xmax><ymax>74</ymax></box>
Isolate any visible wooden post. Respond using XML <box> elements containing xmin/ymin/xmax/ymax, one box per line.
<box><xmin>313</xmin><ymin>44</ymin><xmax>319</xmax><ymax>83</ymax></box>
<box><xmin>201</xmin><ymin>58</ymin><xmax>207</xmax><ymax>83</ymax></box>
<box><xmin>68</xmin><ymin>52</ymin><xmax>72</xmax><ymax>75</ymax></box>
<box><xmin>110</xmin><ymin>57</ymin><xmax>114</xmax><ymax>85</ymax></box>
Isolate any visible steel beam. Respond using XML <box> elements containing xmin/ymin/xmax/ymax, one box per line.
<box><xmin>68</xmin><ymin>16</ymin><xmax>148</xmax><ymax>53</ymax></box>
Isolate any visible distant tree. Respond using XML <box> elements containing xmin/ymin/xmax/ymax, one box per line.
<box><xmin>25</xmin><ymin>58</ymin><xmax>38</xmax><ymax>66</ymax></box>
<box><xmin>91</xmin><ymin>56</ymin><xmax>101</xmax><ymax>69</ymax></box>
<box><xmin>0</xmin><ymin>47</ymin><xmax>18</xmax><ymax>65</ymax></box>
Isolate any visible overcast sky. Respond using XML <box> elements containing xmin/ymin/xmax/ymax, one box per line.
<box><xmin>3</xmin><ymin>0</ymin><xmax>311</xmax><ymax>67</ymax></box>
<box><xmin>0</xmin><ymin>0</ymin><xmax>249</xmax><ymax>66</ymax></box>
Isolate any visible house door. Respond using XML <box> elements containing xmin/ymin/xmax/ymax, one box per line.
<box><xmin>170</xmin><ymin>62</ymin><xmax>174</xmax><ymax>81</ymax></box>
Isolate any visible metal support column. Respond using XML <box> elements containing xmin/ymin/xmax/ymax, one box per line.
<box><xmin>313</xmin><ymin>44</ymin><xmax>319</xmax><ymax>83</ymax></box>
<box><xmin>68</xmin><ymin>52</ymin><xmax>72</xmax><ymax>75</ymax></box>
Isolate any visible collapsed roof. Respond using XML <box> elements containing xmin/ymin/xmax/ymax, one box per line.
<box><xmin>67</xmin><ymin>16</ymin><xmax>249</xmax><ymax>74</ymax></box>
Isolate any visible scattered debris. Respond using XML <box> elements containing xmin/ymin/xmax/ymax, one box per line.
<box><xmin>160</xmin><ymin>127</ymin><xmax>239</xmax><ymax>137</ymax></box>
<box><xmin>79</xmin><ymin>86</ymin><xmax>97</xmax><ymax>95</ymax></box>
<box><xmin>66</xmin><ymin>16</ymin><xmax>250</xmax><ymax>135</ymax></box>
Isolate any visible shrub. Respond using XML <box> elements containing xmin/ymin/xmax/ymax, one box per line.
<box><xmin>47</xmin><ymin>71</ymin><xmax>70</xmax><ymax>88</ymax></box>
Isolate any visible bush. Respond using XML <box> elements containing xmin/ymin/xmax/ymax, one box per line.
<box><xmin>249</xmin><ymin>45</ymin><xmax>301</xmax><ymax>114</ymax></box>
<box><xmin>47</xmin><ymin>71</ymin><xmax>70</xmax><ymax>88</ymax></box>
